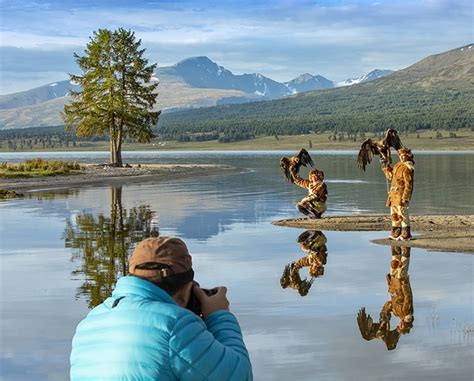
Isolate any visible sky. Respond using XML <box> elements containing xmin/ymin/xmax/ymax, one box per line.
<box><xmin>0</xmin><ymin>0</ymin><xmax>472</xmax><ymax>94</ymax></box>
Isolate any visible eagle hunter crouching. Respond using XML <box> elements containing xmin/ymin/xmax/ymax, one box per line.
<box><xmin>280</xmin><ymin>149</ymin><xmax>327</xmax><ymax>218</ymax></box>
<box><xmin>293</xmin><ymin>168</ymin><xmax>328</xmax><ymax>218</ymax></box>
<box><xmin>382</xmin><ymin>148</ymin><xmax>415</xmax><ymax>240</ymax></box>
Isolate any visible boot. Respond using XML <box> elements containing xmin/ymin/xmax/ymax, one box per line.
<box><xmin>389</xmin><ymin>226</ymin><xmax>401</xmax><ymax>240</ymax></box>
<box><xmin>297</xmin><ymin>204</ymin><xmax>311</xmax><ymax>216</ymax></box>
<box><xmin>399</xmin><ymin>227</ymin><xmax>412</xmax><ymax>241</ymax></box>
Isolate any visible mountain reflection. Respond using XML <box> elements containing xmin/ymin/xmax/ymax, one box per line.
<box><xmin>280</xmin><ymin>230</ymin><xmax>328</xmax><ymax>297</ymax></box>
<box><xmin>63</xmin><ymin>186</ymin><xmax>159</xmax><ymax>308</ymax></box>
<box><xmin>357</xmin><ymin>245</ymin><xmax>414</xmax><ymax>350</ymax></box>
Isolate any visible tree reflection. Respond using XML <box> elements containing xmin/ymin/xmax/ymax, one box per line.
<box><xmin>64</xmin><ymin>186</ymin><xmax>159</xmax><ymax>308</ymax></box>
<box><xmin>280</xmin><ymin>230</ymin><xmax>328</xmax><ymax>297</ymax></box>
<box><xmin>357</xmin><ymin>245</ymin><xmax>414</xmax><ymax>350</ymax></box>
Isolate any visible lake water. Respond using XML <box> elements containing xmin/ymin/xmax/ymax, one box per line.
<box><xmin>0</xmin><ymin>151</ymin><xmax>473</xmax><ymax>380</ymax></box>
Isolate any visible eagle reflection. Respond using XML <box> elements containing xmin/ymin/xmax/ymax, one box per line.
<box><xmin>357</xmin><ymin>245</ymin><xmax>414</xmax><ymax>350</ymax></box>
<box><xmin>280</xmin><ymin>230</ymin><xmax>328</xmax><ymax>297</ymax></box>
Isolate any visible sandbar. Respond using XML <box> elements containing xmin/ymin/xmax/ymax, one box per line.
<box><xmin>272</xmin><ymin>214</ymin><xmax>474</xmax><ymax>253</ymax></box>
<box><xmin>0</xmin><ymin>164</ymin><xmax>239</xmax><ymax>192</ymax></box>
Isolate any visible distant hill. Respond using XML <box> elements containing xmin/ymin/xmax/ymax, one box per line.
<box><xmin>336</xmin><ymin>69</ymin><xmax>394</xmax><ymax>87</ymax></box>
<box><xmin>0</xmin><ymin>56</ymin><xmax>393</xmax><ymax>129</ymax></box>
<box><xmin>157</xmin><ymin>44</ymin><xmax>474</xmax><ymax>137</ymax></box>
<box><xmin>159</xmin><ymin>56</ymin><xmax>290</xmax><ymax>98</ymax></box>
<box><xmin>285</xmin><ymin>74</ymin><xmax>334</xmax><ymax>93</ymax></box>
<box><xmin>0</xmin><ymin>81</ymin><xmax>81</xmax><ymax>110</ymax></box>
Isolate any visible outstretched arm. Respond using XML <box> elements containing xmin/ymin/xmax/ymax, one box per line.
<box><xmin>382</xmin><ymin>165</ymin><xmax>393</xmax><ymax>180</ymax></box>
<box><xmin>293</xmin><ymin>174</ymin><xmax>310</xmax><ymax>189</ymax></box>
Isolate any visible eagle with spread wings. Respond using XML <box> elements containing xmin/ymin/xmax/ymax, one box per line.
<box><xmin>357</xmin><ymin>129</ymin><xmax>403</xmax><ymax>171</ymax></box>
<box><xmin>357</xmin><ymin>307</ymin><xmax>383</xmax><ymax>341</ymax></box>
<box><xmin>280</xmin><ymin>148</ymin><xmax>314</xmax><ymax>183</ymax></box>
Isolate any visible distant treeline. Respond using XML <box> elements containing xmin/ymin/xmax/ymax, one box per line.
<box><xmin>0</xmin><ymin>125</ymin><xmax>103</xmax><ymax>150</ymax></box>
<box><xmin>1</xmin><ymin>87</ymin><xmax>473</xmax><ymax>144</ymax></box>
<box><xmin>157</xmin><ymin>87</ymin><xmax>474</xmax><ymax>139</ymax></box>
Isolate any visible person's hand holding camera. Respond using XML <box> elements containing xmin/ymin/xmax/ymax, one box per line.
<box><xmin>194</xmin><ymin>286</ymin><xmax>230</xmax><ymax>318</ymax></box>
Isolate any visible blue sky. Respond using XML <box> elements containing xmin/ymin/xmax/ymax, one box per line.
<box><xmin>0</xmin><ymin>0</ymin><xmax>472</xmax><ymax>94</ymax></box>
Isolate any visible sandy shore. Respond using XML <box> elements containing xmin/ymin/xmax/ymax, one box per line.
<box><xmin>272</xmin><ymin>214</ymin><xmax>474</xmax><ymax>253</ymax></box>
<box><xmin>0</xmin><ymin>164</ymin><xmax>240</xmax><ymax>192</ymax></box>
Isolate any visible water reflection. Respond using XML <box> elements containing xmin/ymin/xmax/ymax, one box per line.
<box><xmin>29</xmin><ymin>189</ymin><xmax>81</xmax><ymax>201</ymax></box>
<box><xmin>280</xmin><ymin>230</ymin><xmax>328</xmax><ymax>296</ymax></box>
<box><xmin>357</xmin><ymin>245</ymin><xmax>414</xmax><ymax>350</ymax></box>
<box><xmin>63</xmin><ymin>186</ymin><xmax>159</xmax><ymax>308</ymax></box>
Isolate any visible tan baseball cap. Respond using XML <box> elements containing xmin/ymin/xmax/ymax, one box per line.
<box><xmin>129</xmin><ymin>237</ymin><xmax>192</xmax><ymax>278</ymax></box>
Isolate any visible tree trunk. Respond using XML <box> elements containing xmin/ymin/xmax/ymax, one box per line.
<box><xmin>109</xmin><ymin>137</ymin><xmax>116</xmax><ymax>165</ymax></box>
<box><xmin>115</xmin><ymin>141</ymin><xmax>123</xmax><ymax>167</ymax></box>
<box><xmin>109</xmin><ymin>117</ymin><xmax>122</xmax><ymax>167</ymax></box>
<box><xmin>116</xmin><ymin>121</ymin><xmax>123</xmax><ymax>167</ymax></box>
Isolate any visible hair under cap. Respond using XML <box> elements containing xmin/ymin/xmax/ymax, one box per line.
<box><xmin>129</xmin><ymin>237</ymin><xmax>192</xmax><ymax>278</ymax></box>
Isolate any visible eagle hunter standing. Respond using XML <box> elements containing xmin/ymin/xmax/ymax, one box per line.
<box><xmin>381</xmin><ymin>148</ymin><xmax>415</xmax><ymax>240</ymax></box>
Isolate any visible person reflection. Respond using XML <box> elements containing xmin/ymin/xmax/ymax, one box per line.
<box><xmin>357</xmin><ymin>245</ymin><xmax>414</xmax><ymax>350</ymax></box>
<box><xmin>63</xmin><ymin>186</ymin><xmax>159</xmax><ymax>308</ymax></box>
<box><xmin>280</xmin><ymin>230</ymin><xmax>328</xmax><ymax>297</ymax></box>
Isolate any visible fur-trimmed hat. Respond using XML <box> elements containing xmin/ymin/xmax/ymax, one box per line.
<box><xmin>309</xmin><ymin>168</ymin><xmax>324</xmax><ymax>180</ymax></box>
<box><xmin>397</xmin><ymin>148</ymin><xmax>414</xmax><ymax>163</ymax></box>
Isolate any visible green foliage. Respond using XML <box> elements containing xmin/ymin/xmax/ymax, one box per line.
<box><xmin>63</xmin><ymin>187</ymin><xmax>158</xmax><ymax>308</ymax></box>
<box><xmin>0</xmin><ymin>158</ymin><xmax>83</xmax><ymax>178</ymax></box>
<box><xmin>0</xmin><ymin>189</ymin><xmax>24</xmax><ymax>200</ymax></box>
<box><xmin>218</xmin><ymin>131</ymin><xmax>254</xmax><ymax>143</ymax></box>
<box><xmin>63</xmin><ymin>28</ymin><xmax>160</xmax><ymax>165</ymax></box>
<box><xmin>156</xmin><ymin>86</ymin><xmax>474</xmax><ymax>137</ymax></box>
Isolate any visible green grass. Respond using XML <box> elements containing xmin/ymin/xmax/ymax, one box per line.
<box><xmin>0</xmin><ymin>189</ymin><xmax>23</xmax><ymax>199</ymax></box>
<box><xmin>0</xmin><ymin>158</ymin><xmax>84</xmax><ymax>178</ymax></box>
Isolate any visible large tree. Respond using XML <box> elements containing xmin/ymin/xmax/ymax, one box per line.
<box><xmin>63</xmin><ymin>28</ymin><xmax>160</xmax><ymax>166</ymax></box>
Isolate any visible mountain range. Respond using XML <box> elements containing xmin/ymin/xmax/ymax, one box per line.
<box><xmin>158</xmin><ymin>44</ymin><xmax>474</xmax><ymax>135</ymax></box>
<box><xmin>0</xmin><ymin>57</ymin><xmax>393</xmax><ymax>129</ymax></box>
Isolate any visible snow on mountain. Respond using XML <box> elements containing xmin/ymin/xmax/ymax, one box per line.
<box><xmin>285</xmin><ymin>73</ymin><xmax>334</xmax><ymax>93</ymax></box>
<box><xmin>158</xmin><ymin>56</ymin><xmax>289</xmax><ymax>99</ymax></box>
<box><xmin>0</xmin><ymin>56</ymin><xmax>396</xmax><ymax>114</ymax></box>
<box><xmin>336</xmin><ymin>69</ymin><xmax>394</xmax><ymax>87</ymax></box>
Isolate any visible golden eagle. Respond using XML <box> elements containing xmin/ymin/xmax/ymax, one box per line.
<box><xmin>357</xmin><ymin>307</ymin><xmax>382</xmax><ymax>341</ymax></box>
<box><xmin>357</xmin><ymin>129</ymin><xmax>403</xmax><ymax>171</ymax></box>
<box><xmin>280</xmin><ymin>148</ymin><xmax>314</xmax><ymax>183</ymax></box>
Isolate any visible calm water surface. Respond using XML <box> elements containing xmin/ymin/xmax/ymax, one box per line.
<box><xmin>0</xmin><ymin>151</ymin><xmax>473</xmax><ymax>380</ymax></box>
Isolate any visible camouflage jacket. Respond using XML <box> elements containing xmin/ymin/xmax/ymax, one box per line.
<box><xmin>383</xmin><ymin>276</ymin><xmax>413</xmax><ymax>321</ymax></box>
<box><xmin>293</xmin><ymin>175</ymin><xmax>328</xmax><ymax>203</ymax></box>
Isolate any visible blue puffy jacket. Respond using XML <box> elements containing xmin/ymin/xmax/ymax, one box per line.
<box><xmin>70</xmin><ymin>276</ymin><xmax>253</xmax><ymax>380</ymax></box>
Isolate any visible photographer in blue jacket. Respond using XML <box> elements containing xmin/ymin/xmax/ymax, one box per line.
<box><xmin>70</xmin><ymin>237</ymin><xmax>253</xmax><ymax>380</ymax></box>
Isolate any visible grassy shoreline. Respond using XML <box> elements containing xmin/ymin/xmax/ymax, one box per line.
<box><xmin>1</xmin><ymin>129</ymin><xmax>473</xmax><ymax>152</ymax></box>
<box><xmin>0</xmin><ymin>164</ymin><xmax>241</xmax><ymax>192</ymax></box>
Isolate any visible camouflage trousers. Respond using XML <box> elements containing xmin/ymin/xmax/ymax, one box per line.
<box><xmin>298</xmin><ymin>199</ymin><xmax>327</xmax><ymax>217</ymax></box>
<box><xmin>390</xmin><ymin>205</ymin><xmax>410</xmax><ymax>228</ymax></box>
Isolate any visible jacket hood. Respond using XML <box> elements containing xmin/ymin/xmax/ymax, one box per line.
<box><xmin>111</xmin><ymin>275</ymin><xmax>177</xmax><ymax>305</ymax></box>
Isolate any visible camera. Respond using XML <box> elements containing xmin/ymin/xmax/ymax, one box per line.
<box><xmin>186</xmin><ymin>281</ymin><xmax>218</xmax><ymax>318</ymax></box>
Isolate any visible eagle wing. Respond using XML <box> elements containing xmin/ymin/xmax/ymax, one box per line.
<box><xmin>280</xmin><ymin>263</ymin><xmax>292</xmax><ymax>288</ymax></box>
<box><xmin>279</xmin><ymin>157</ymin><xmax>295</xmax><ymax>183</ymax></box>
<box><xmin>357</xmin><ymin>139</ymin><xmax>380</xmax><ymax>171</ymax></box>
<box><xmin>280</xmin><ymin>148</ymin><xmax>314</xmax><ymax>183</ymax></box>
<box><xmin>384</xmin><ymin>129</ymin><xmax>403</xmax><ymax>150</ymax></box>
<box><xmin>357</xmin><ymin>307</ymin><xmax>380</xmax><ymax>341</ymax></box>
<box><xmin>297</xmin><ymin>148</ymin><xmax>314</xmax><ymax>168</ymax></box>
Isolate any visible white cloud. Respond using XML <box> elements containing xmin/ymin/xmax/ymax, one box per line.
<box><xmin>0</xmin><ymin>0</ymin><xmax>472</xmax><ymax>93</ymax></box>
